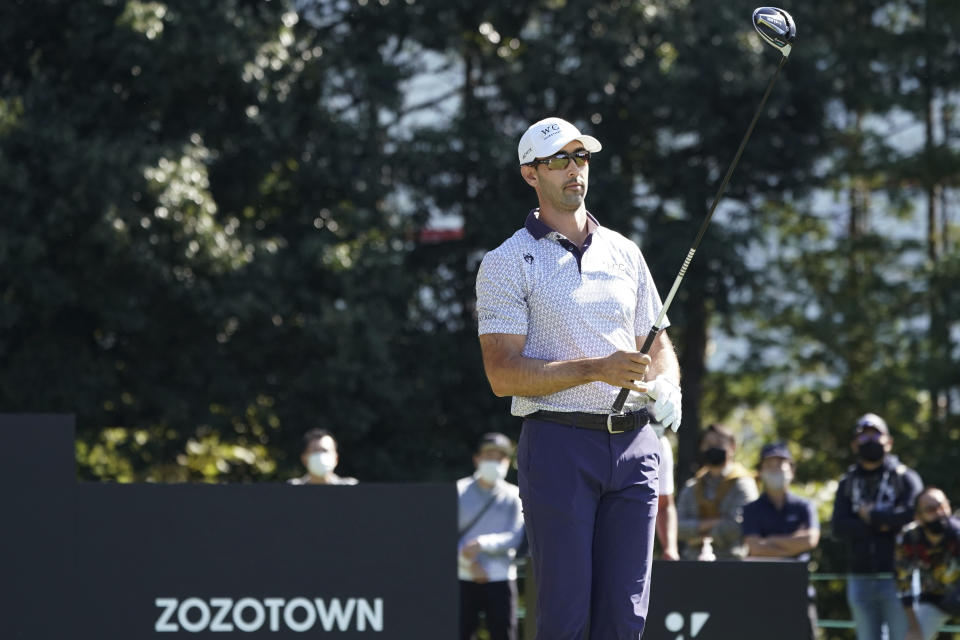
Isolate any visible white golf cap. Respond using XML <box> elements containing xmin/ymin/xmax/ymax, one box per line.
<box><xmin>517</xmin><ymin>117</ymin><xmax>602</xmax><ymax>165</ymax></box>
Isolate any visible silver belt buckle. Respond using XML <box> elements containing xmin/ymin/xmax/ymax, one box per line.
<box><xmin>607</xmin><ymin>413</ymin><xmax>626</xmax><ymax>434</ymax></box>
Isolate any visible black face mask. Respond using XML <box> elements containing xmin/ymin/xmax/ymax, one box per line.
<box><xmin>924</xmin><ymin>517</ymin><xmax>949</xmax><ymax>535</ymax></box>
<box><xmin>857</xmin><ymin>440</ymin><xmax>885</xmax><ymax>463</ymax></box>
<box><xmin>702</xmin><ymin>447</ymin><xmax>727</xmax><ymax>467</ymax></box>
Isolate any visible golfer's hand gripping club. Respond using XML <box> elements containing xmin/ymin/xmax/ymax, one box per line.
<box><xmin>609</xmin><ymin>323</ymin><xmax>662</xmax><ymax>414</ymax></box>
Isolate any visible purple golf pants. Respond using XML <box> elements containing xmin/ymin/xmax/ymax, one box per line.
<box><xmin>518</xmin><ymin>417</ymin><xmax>660</xmax><ymax>640</ymax></box>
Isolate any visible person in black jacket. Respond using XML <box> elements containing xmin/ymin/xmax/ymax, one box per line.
<box><xmin>831</xmin><ymin>413</ymin><xmax>924</xmax><ymax>640</ymax></box>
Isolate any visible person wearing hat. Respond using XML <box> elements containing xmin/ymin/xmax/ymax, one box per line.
<box><xmin>831</xmin><ymin>413</ymin><xmax>924</xmax><ymax>640</ymax></box>
<box><xmin>475</xmin><ymin>117</ymin><xmax>682</xmax><ymax>639</ymax></box>
<box><xmin>742</xmin><ymin>442</ymin><xmax>820</xmax><ymax>640</ymax></box>
<box><xmin>457</xmin><ymin>433</ymin><xmax>525</xmax><ymax>640</ymax></box>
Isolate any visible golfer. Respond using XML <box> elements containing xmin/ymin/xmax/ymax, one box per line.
<box><xmin>475</xmin><ymin>117</ymin><xmax>682</xmax><ymax>639</ymax></box>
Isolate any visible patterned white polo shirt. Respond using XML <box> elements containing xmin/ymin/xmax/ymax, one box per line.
<box><xmin>476</xmin><ymin>209</ymin><xmax>668</xmax><ymax>416</ymax></box>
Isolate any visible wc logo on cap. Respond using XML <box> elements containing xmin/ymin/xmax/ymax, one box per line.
<box><xmin>539</xmin><ymin>123</ymin><xmax>561</xmax><ymax>138</ymax></box>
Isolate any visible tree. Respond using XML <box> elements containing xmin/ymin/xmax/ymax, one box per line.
<box><xmin>0</xmin><ymin>0</ymin><xmax>430</xmax><ymax>481</ymax></box>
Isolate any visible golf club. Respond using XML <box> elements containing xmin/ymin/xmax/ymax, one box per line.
<box><xmin>610</xmin><ymin>6</ymin><xmax>796</xmax><ymax>415</ymax></box>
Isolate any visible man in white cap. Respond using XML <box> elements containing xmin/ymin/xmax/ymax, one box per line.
<box><xmin>475</xmin><ymin>117</ymin><xmax>682</xmax><ymax>639</ymax></box>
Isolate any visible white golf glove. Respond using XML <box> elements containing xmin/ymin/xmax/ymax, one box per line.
<box><xmin>646</xmin><ymin>376</ymin><xmax>682</xmax><ymax>434</ymax></box>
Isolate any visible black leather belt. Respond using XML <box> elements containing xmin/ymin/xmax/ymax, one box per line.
<box><xmin>527</xmin><ymin>408</ymin><xmax>651</xmax><ymax>434</ymax></box>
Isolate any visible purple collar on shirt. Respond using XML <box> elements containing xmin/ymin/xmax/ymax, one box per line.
<box><xmin>524</xmin><ymin>209</ymin><xmax>599</xmax><ymax>272</ymax></box>
<box><xmin>524</xmin><ymin>208</ymin><xmax>600</xmax><ymax>240</ymax></box>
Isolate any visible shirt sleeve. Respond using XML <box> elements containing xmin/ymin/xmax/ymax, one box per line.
<box><xmin>895</xmin><ymin>531</ymin><xmax>917</xmax><ymax>605</ymax></box>
<box><xmin>805</xmin><ymin>499</ymin><xmax>820</xmax><ymax>530</ymax></box>
<box><xmin>870</xmin><ymin>468</ymin><xmax>924</xmax><ymax>531</ymax></box>
<box><xmin>676</xmin><ymin>482</ymin><xmax>700</xmax><ymax>540</ymax></box>
<box><xmin>712</xmin><ymin>476</ymin><xmax>759</xmax><ymax>550</ymax></box>
<box><xmin>831</xmin><ymin>476</ymin><xmax>872</xmax><ymax>539</ymax></box>
<box><xmin>635</xmin><ymin>249</ymin><xmax>668</xmax><ymax>336</ymax></box>
<box><xmin>475</xmin><ymin>248</ymin><xmax>528</xmax><ymax>336</ymax></box>
<box><xmin>475</xmin><ymin>495</ymin><xmax>525</xmax><ymax>555</ymax></box>
<box><xmin>740</xmin><ymin>501</ymin><xmax>761</xmax><ymax>538</ymax></box>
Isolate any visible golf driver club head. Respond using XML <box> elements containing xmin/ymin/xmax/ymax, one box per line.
<box><xmin>753</xmin><ymin>7</ymin><xmax>796</xmax><ymax>57</ymax></box>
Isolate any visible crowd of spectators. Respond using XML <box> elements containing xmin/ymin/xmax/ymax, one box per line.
<box><xmin>291</xmin><ymin>413</ymin><xmax>959</xmax><ymax>640</ymax></box>
<box><xmin>670</xmin><ymin>412</ymin><xmax>959</xmax><ymax>640</ymax></box>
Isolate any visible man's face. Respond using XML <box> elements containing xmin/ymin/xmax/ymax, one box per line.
<box><xmin>851</xmin><ymin>428</ymin><xmax>892</xmax><ymax>454</ymax></box>
<box><xmin>760</xmin><ymin>456</ymin><xmax>791</xmax><ymax>474</ymax></box>
<box><xmin>302</xmin><ymin>435</ymin><xmax>338</xmax><ymax>468</ymax></box>
<box><xmin>760</xmin><ymin>457</ymin><xmax>794</xmax><ymax>482</ymax></box>
<box><xmin>522</xmin><ymin>140</ymin><xmax>589</xmax><ymax>212</ymax></box>
<box><xmin>700</xmin><ymin>431</ymin><xmax>734</xmax><ymax>456</ymax></box>
<box><xmin>474</xmin><ymin>446</ymin><xmax>509</xmax><ymax>469</ymax></box>
<box><xmin>917</xmin><ymin>491</ymin><xmax>950</xmax><ymax>524</ymax></box>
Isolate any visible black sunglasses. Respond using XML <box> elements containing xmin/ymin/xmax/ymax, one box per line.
<box><xmin>528</xmin><ymin>149</ymin><xmax>591</xmax><ymax>170</ymax></box>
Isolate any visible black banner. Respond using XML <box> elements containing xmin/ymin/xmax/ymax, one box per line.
<box><xmin>645</xmin><ymin>560</ymin><xmax>810</xmax><ymax>640</ymax></box>
<box><xmin>3</xmin><ymin>415</ymin><xmax>457</xmax><ymax>638</ymax></box>
<box><xmin>4</xmin><ymin>415</ymin><xmax>811</xmax><ymax>639</ymax></box>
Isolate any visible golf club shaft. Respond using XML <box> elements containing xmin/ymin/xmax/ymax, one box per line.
<box><xmin>611</xmin><ymin>55</ymin><xmax>788</xmax><ymax>414</ymax></box>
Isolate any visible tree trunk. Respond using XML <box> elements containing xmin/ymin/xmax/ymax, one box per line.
<box><xmin>676</xmin><ymin>291</ymin><xmax>707</xmax><ymax>488</ymax></box>
<box><xmin>848</xmin><ymin>109</ymin><xmax>868</xmax><ymax>241</ymax></box>
<box><xmin>923</xmin><ymin>0</ymin><xmax>947</xmax><ymax>423</ymax></box>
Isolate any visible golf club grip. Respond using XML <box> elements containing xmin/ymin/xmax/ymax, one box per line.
<box><xmin>611</xmin><ymin>325</ymin><xmax>660</xmax><ymax>413</ymax></box>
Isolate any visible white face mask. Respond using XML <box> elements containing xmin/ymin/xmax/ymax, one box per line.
<box><xmin>477</xmin><ymin>459</ymin><xmax>509</xmax><ymax>484</ymax></box>
<box><xmin>307</xmin><ymin>451</ymin><xmax>337</xmax><ymax>477</ymax></box>
<box><xmin>762</xmin><ymin>470</ymin><xmax>790</xmax><ymax>491</ymax></box>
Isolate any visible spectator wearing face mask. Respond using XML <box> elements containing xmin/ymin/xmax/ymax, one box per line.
<box><xmin>676</xmin><ymin>424</ymin><xmax>759</xmax><ymax>560</ymax></box>
<box><xmin>831</xmin><ymin>413</ymin><xmax>923</xmax><ymax>640</ymax></box>
<box><xmin>742</xmin><ymin>442</ymin><xmax>820</xmax><ymax>640</ymax></box>
<box><xmin>457</xmin><ymin>432</ymin><xmax>525</xmax><ymax>640</ymax></box>
<box><xmin>288</xmin><ymin>428</ymin><xmax>358</xmax><ymax>485</ymax></box>
<box><xmin>895</xmin><ymin>488</ymin><xmax>960</xmax><ymax>640</ymax></box>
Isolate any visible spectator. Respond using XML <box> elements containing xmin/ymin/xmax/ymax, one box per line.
<box><xmin>656</xmin><ymin>434</ymin><xmax>680</xmax><ymax>560</ymax></box>
<box><xmin>677</xmin><ymin>424</ymin><xmax>759</xmax><ymax>559</ymax></box>
<box><xmin>895</xmin><ymin>487</ymin><xmax>960</xmax><ymax>640</ymax></box>
<box><xmin>831</xmin><ymin>412</ymin><xmax>923</xmax><ymax>640</ymax></box>
<box><xmin>288</xmin><ymin>428</ymin><xmax>358</xmax><ymax>485</ymax></box>
<box><xmin>458</xmin><ymin>433</ymin><xmax>525</xmax><ymax>640</ymax></box>
<box><xmin>742</xmin><ymin>442</ymin><xmax>820</xmax><ymax>639</ymax></box>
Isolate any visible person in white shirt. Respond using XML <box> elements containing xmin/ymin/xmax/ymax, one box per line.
<box><xmin>656</xmin><ymin>434</ymin><xmax>680</xmax><ymax>560</ymax></box>
<box><xmin>457</xmin><ymin>433</ymin><xmax>525</xmax><ymax>640</ymax></box>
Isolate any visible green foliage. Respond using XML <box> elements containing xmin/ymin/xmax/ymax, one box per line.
<box><xmin>0</xmin><ymin>0</ymin><xmax>957</xmax><ymax>522</ymax></box>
